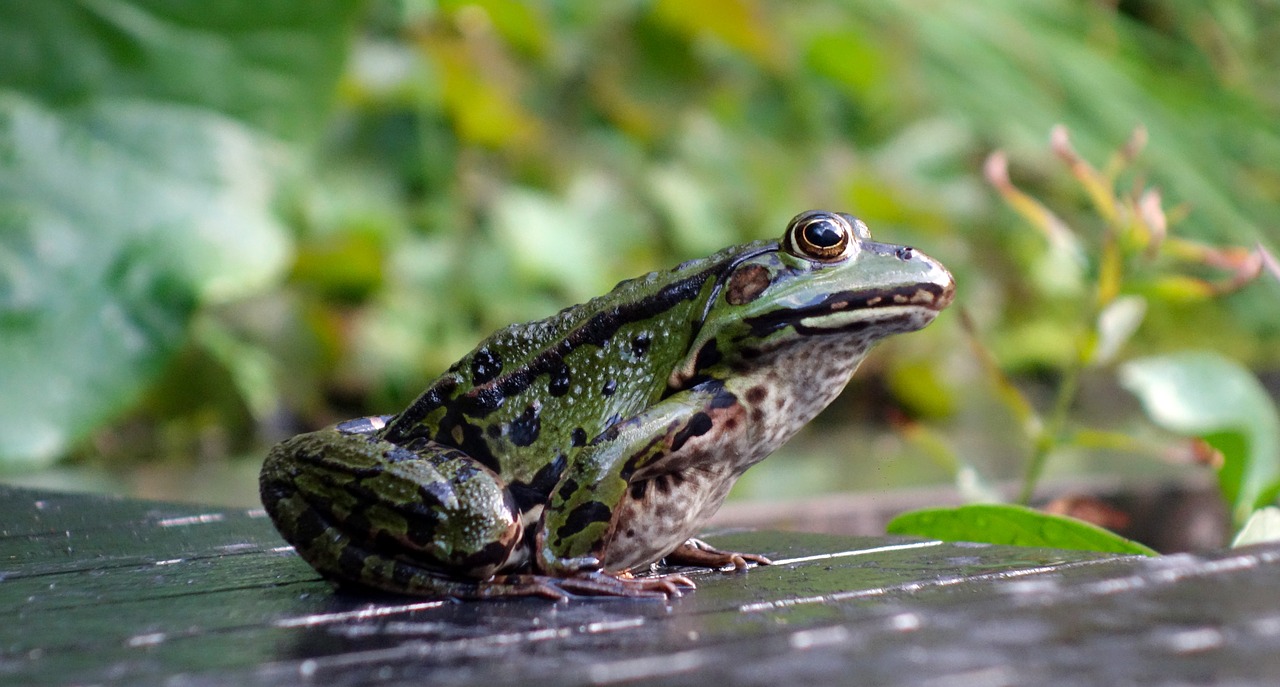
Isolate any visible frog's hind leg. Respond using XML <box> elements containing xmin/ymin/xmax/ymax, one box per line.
<box><xmin>259</xmin><ymin>425</ymin><xmax>525</xmax><ymax>597</ymax></box>
<box><xmin>319</xmin><ymin>537</ymin><xmax>574</xmax><ymax>601</ymax></box>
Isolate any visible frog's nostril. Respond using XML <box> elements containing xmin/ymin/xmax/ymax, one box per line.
<box><xmin>896</xmin><ymin>246</ymin><xmax>914</xmax><ymax>261</ymax></box>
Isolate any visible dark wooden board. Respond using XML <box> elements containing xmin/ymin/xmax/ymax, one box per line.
<box><xmin>2</xmin><ymin>485</ymin><xmax>1278</xmax><ymax>686</ymax></box>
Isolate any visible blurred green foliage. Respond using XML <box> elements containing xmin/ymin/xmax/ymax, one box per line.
<box><xmin>1</xmin><ymin>0</ymin><xmax>1278</xmax><ymax>508</ymax></box>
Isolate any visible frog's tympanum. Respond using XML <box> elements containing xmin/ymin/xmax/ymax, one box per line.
<box><xmin>261</xmin><ymin>211</ymin><xmax>954</xmax><ymax>600</ymax></box>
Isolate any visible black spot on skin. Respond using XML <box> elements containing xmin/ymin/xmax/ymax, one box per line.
<box><xmin>549</xmin><ymin>361</ymin><xmax>571</xmax><ymax>397</ymax></box>
<box><xmin>556</xmin><ymin>501</ymin><xmax>613</xmax><ymax>542</ymax></box>
<box><xmin>597</xmin><ymin>425</ymin><xmax>621</xmax><ymax>444</ymax></box>
<box><xmin>670</xmin><ymin>472</ymin><xmax>685</xmax><ymax>485</ymax></box>
<box><xmin>629</xmin><ymin>481</ymin><xmax>647</xmax><ymax>500</ymax></box>
<box><xmin>390</xmin><ymin>561</ymin><xmax>418</xmax><ymax>588</ymax></box>
<box><xmin>459</xmin><ymin>386</ymin><xmax>505</xmax><ymax>416</ymax></box>
<box><xmin>709</xmin><ymin>386</ymin><xmax>737</xmax><ymax>409</ymax></box>
<box><xmin>571</xmin><ymin>428</ymin><xmax>588</xmax><ymax>447</ymax></box>
<box><xmin>746</xmin><ymin>385</ymin><xmax>768</xmax><ymax>404</ymax></box>
<box><xmin>751</xmin><ymin>408</ymin><xmax>765</xmax><ymax>423</ymax></box>
<box><xmin>508</xmin><ymin>453</ymin><xmax>568</xmax><ymax>512</ymax></box>
<box><xmin>631</xmin><ymin>333</ymin><xmax>651</xmax><ymax>358</ymax></box>
<box><xmin>460</xmin><ymin>540</ymin><xmax>515</xmax><ymax>570</ymax></box>
<box><xmin>671</xmin><ymin>412</ymin><xmax>713</xmax><ymax>453</ymax></box>
<box><xmin>337</xmin><ymin>544</ymin><xmax>370</xmax><ymax>580</ymax></box>
<box><xmin>471</xmin><ymin>347</ymin><xmax>502</xmax><ymax>385</ymax></box>
<box><xmin>508</xmin><ymin>404</ymin><xmax>542</xmax><ymax>447</ymax></box>
<box><xmin>440</xmin><ymin>421</ymin><xmax>501</xmax><ymax>474</ymax></box>
<box><xmin>288</xmin><ymin>503</ymin><xmax>329</xmax><ymax>547</ymax></box>
<box><xmin>558</xmin><ymin>478</ymin><xmax>579</xmax><ymax>500</ymax></box>
<box><xmin>383</xmin><ymin>377</ymin><xmax>461</xmax><ymax>443</ymax></box>
<box><xmin>626</xmin><ymin>528</ymin><xmax>636</xmax><ymax>538</ymax></box>
<box><xmin>601</xmin><ymin>379</ymin><xmax>618</xmax><ymax>396</ymax></box>
<box><xmin>693</xmin><ymin>340</ymin><xmax>722</xmax><ymax>372</ymax></box>
<box><xmin>402</xmin><ymin>514</ymin><xmax>439</xmax><ymax>549</ymax></box>
<box><xmin>653</xmin><ymin>474</ymin><xmax>671</xmax><ymax>494</ymax></box>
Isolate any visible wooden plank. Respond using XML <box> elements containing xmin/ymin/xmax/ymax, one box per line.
<box><xmin>2</xmin><ymin>486</ymin><xmax>1279</xmax><ymax>686</ymax></box>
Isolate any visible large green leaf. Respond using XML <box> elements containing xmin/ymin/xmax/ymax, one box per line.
<box><xmin>1120</xmin><ymin>351</ymin><xmax>1280</xmax><ymax>525</ymax></box>
<box><xmin>0</xmin><ymin>1</ymin><xmax>362</xmax><ymax>467</ymax></box>
<box><xmin>887</xmin><ymin>504</ymin><xmax>1158</xmax><ymax>556</ymax></box>
<box><xmin>0</xmin><ymin>1</ymin><xmax>359</xmax><ymax>140</ymax></box>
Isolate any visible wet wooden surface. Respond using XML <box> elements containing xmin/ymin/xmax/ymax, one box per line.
<box><xmin>3</xmin><ymin>485</ymin><xmax>1280</xmax><ymax>687</ymax></box>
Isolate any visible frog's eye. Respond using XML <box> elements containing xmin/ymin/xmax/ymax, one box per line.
<box><xmin>785</xmin><ymin>211</ymin><xmax>856</xmax><ymax>262</ymax></box>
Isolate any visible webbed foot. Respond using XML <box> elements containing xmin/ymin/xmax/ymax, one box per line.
<box><xmin>662</xmin><ymin>537</ymin><xmax>772</xmax><ymax>570</ymax></box>
<box><xmin>491</xmin><ymin>571</ymin><xmax>696</xmax><ymax>601</ymax></box>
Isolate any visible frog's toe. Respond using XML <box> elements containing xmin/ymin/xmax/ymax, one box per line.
<box><xmin>485</xmin><ymin>575</ymin><xmax>572</xmax><ymax>602</ymax></box>
<box><xmin>663</xmin><ymin>538</ymin><xmax>772</xmax><ymax>570</ymax></box>
<box><xmin>550</xmin><ymin>571</ymin><xmax>696</xmax><ymax>599</ymax></box>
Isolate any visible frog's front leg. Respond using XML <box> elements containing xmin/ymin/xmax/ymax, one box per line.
<box><xmin>259</xmin><ymin>420</ymin><xmax>529</xmax><ymax>598</ymax></box>
<box><xmin>537</xmin><ymin>380</ymin><xmax>766</xmax><ymax>588</ymax></box>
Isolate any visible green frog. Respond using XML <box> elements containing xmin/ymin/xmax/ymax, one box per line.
<box><xmin>260</xmin><ymin>211</ymin><xmax>954</xmax><ymax>600</ymax></box>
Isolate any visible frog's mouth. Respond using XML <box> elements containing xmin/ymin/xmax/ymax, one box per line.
<box><xmin>743</xmin><ymin>280</ymin><xmax>955</xmax><ymax>338</ymax></box>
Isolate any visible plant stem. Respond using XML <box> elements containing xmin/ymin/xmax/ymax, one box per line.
<box><xmin>1017</xmin><ymin>345</ymin><xmax>1084</xmax><ymax>505</ymax></box>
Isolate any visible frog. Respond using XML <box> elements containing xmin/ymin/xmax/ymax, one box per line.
<box><xmin>260</xmin><ymin>210</ymin><xmax>954</xmax><ymax>600</ymax></box>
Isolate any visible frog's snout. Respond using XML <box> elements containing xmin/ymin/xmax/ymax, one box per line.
<box><xmin>910</xmin><ymin>249</ymin><xmax>956</xmax><ymax>313</ymax></box>
<box><xmin>932</xmin><ymin>266</ymin><xmax>956</xmax><ymax>311</ymax></box>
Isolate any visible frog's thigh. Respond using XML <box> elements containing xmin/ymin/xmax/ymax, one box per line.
<box><xmin>261</xmin><ymin>431</ymin><xmax>523</xmax><ymax>584</ymax></box>
<box><xmin>538</xmin><ymin>381</ymin><xmax>740</xmax><ymax>572</ymax></box>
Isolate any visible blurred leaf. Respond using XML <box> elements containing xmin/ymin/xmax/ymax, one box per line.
<box><xmin>651</xmin><ymin>0</ymin><xmax>786</xmax><ymax>71</ymax></box>
<box><xmin>193</xmin><ymin>315</ymin><xmax>277</xmax><ymax>422</ymax></box>
<box><xmin>291</xmin><ymin>232</ymin><xmax>386</xmax><ymax>303</ymax></box>
<box><xmin>647</xmin><ymin>164</ymin><xmax>737</xmax><ymax>256</ymax></box>
<box><xmin>1120</xmin><ymin>352</ymin><xmax>1280</xmax><ymax>524</ymax></box>
<box><xmin>1144</xmin><ymin>275</ymin><xmax>1218</xmax><ymax>302</ymax></box>
<box><xmin>896</xmin><ymin>419</ymin><xmax>1002</xmax><ymax>504</ymax></box>
<box><xmin>1091</xmin><ymin>295</ymin><xmax>1146</xmax><ymax>365</ymax></box>
<box><xmin>895</xmin><ymin>1</ymin><xmax>1280</xmax><ymax>250</ymax></box>
<box><xmin>438</xmin><ymin>0</ymin><xmax>549</xmax><ymax>57</ymax></box>
<box><xmin>887</xmin><ymin>504</ymin><xmax>1158</xmax><ymax>556</ymax></box>
<box><xmin>804</xmin><ymin>29</ymin><xmax>889</xmax><ymax>99</ymax></box>
<box><xmin>492</xmin><ymin>176</ymin><xmax>654</xmax><ymax>302</ymax></box>
<box><xmin>1232</xmin><ymin>507</ymin><xmax>1280</xmax><ymax>548</ymax></box>
<box><xmin>419</xmin><ymin>31</ymin><xmax>540</xmax><ymax>149</ymax></box>
<box><xmin>0</xmin><ymin>0</ymin><xmax>360</xmax><ymax>467</ymax></box>
<box><xmin>0</xmin><ymin>1</ymin><xmax>361</xmax><ymax>142</ymax></box>
<box><xmin>886</xmin><ymin>358</ymin><xmax>955</xmax><ymax>419</ymax></box>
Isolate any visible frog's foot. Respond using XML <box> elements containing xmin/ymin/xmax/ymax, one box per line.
<box><xmin>663</xmin><ymin>537</ymin><xmax>772</xmax><ymax>571</ymax></box>
<box><xmin>493</xmin><ymin>571</ymin><xmax>696</xmax><ymax>600</ymax></box>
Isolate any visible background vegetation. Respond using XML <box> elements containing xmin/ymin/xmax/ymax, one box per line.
<box><xmin>2</xmin><ymin>1</ymin><xmax>1278</xmax><ymax>527</ymax></box>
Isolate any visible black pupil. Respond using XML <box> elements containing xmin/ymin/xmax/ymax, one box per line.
<box><xmin>802</xmin><ymin>219</ymin><xmax>843</xmax><ymax>248</ymax></box>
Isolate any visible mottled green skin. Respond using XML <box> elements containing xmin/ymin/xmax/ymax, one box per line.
<box><xmin>261</xmin><ymin>212</ymin><xmax>955</xmax><ymax>599</ymax></box>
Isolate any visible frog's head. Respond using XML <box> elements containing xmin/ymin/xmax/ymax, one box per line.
<box><xmin>671</xmin><ymin>210</ymin><xmax>954</xmax><ymax>387</ymax></box>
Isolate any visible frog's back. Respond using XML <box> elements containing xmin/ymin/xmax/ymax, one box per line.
<box><xmin>383</xmin><ymin>240</ymin><xmax>774</xmax><ymax>487</ymax></box>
